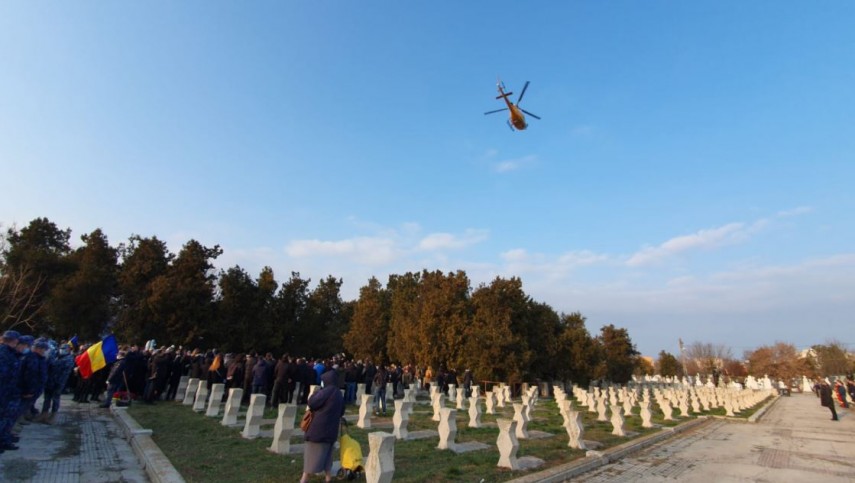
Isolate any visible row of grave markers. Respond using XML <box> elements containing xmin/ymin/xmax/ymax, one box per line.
<box><xmin>171</xmin><ymin>375</ymin><xmax>775</xmax><ymax>481</ymax></box>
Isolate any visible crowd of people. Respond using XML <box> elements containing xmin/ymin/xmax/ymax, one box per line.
<box><xmin>0</xmin><ymin>330</ymin><xmax>75</xmax><ymax>454</ymax></box>
<box><xmin>1</xmin><ymin>328</ymin><xmax>479</xmax><ymax>456</ymax></box>
<box><xmin>86</xmin><ymin>344</ymin><xmax>476</xmax><ymax>416</ymax></box>
<box><xmin>814</xmin><ymin>376</ymin><xmax>855</xmax><ymax>421</ymax></box>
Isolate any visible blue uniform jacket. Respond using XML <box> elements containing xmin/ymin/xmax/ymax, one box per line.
<box><xmin>45</xmin><ymin>352</ymin><xmax>76</xmax><ymax>393</ymax></box>
<box><xmin>0</xmin><ymin>345</ymin><xmax>22</xmax><ymax>403</ymax></box>
<box><xmin>19</xmin><ymin>351</ymin><xmax>48</xmax><ymax>398</ymax></box>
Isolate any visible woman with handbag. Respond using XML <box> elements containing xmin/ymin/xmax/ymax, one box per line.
<box><xmin>301</xmin><ymin>369</ymin><xmax>345</xmax><ymax>483</ymax></box>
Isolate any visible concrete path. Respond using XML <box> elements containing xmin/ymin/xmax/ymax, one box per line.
<box><xmin>0</xmin><ymin>396</ymin><xmax>148</xmax><ymax>482</ymax></box>
<box><xmin>575</xmin><ymin>394</ymin><xmax>855</xmax><ymax>482</ymax></box>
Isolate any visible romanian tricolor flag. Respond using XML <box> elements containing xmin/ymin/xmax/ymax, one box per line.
<box><xmin>75</xmin><ymin>335</ymin><xmax>119</xmax><ymax>379</ymax></box>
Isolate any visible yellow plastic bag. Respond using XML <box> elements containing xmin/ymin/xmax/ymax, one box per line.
<box><xmin>339</xmin><ymin>433</ymin><xmax>363</xmax><ymax>471</ymax></box>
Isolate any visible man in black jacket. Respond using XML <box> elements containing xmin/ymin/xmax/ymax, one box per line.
<box><xmin>818</xmin><ymin>379</ymin><xmax>838</xmax><ymax>421</ymax></box>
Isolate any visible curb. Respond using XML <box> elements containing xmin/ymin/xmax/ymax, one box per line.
<box><xmin>704</xmin><ymin>395</ymin><xmax>780</xmax><ymax>424</ymax></box>
<box><xmin>111</xmin><ymin>406</ymin><xmax>186</xmax><ymax>483</ymax></box>
<box><xmin>507</xmin><ymin>417</ymin><xmax>711</xmax><ymax>483</ymax></box>
<box><xmin>747</xmin><ymin>394</ymin><xmax>780</xmax><ymax>423</ymax></box>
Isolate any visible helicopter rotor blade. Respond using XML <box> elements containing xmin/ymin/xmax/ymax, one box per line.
<box><xmin>520</xmin><ymin>108</ymin><xmax>541</xmax><ymax>120</ymax></box>
<box><xmin>484</xmin><ymin>108</ymin><xmax>509</xmax><ymax>115</ymax></box>
<box><xmin>517</xmin><ymin>81</ymin><xmax>530</xmax><ymax>104</ymax></box>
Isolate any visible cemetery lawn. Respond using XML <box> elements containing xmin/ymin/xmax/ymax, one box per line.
<box><xmin>128</xmin><ymin>396</ymin><xmax>767</xmax><ymax>483</ymax></box>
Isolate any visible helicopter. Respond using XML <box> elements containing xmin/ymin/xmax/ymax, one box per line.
<box><xmin>484</xmin><ymin>79</ymin><xmax>541</xmax><ymax>131</ymax></box>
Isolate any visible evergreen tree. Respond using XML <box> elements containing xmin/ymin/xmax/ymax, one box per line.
<box><xmin>148</xmin><ymin>240</ymin><xmax>221</xmax><ymax>346</ymax></box>
<box><xmin>115</xmin><ymin>236</ymin><xmax>172</xmax><ymax>344</ymax></box>
<box><xmin>595</xmin><ymin>324</ymin><xmax>639</xmax><ymax>384</ymax></box>
<box><xmin>46</xmin><ymin>229</ymin><xmax>118</xmax><ymax>338</ymax></box>
<box><xmin>656</xmin><ymin>350</ymin><xmax>683</xmax><ymax>377</ymax></box>
<box><xmin>554</xmin><ymin>312</ymin><xmax>598</xmax><ymax>386</ymax></box>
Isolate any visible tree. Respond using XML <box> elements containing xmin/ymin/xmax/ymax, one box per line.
<box><xmin>343</xmin><ymin>277</ymin><xmax>390</xmax><ymax>362</ymax></box>
<box><xmin>656</xmin><ymin>350</ymin><xmax>683</xmax><ymax>377</ymax></box>
<box><xmin>684</xmin><ymin>342</ymin><xmax>733</xmax><ymax>375</ymax></box>
<box><xmin>635</xmin><ymin>357</ymin><xmax>655</xmax><ymax>377</ymax></box>
<box><xmin>1</xmin><ymin>217</ymin><xmax>73</xmax><ymax>332</ymax></box>
<box><xmin>553</xmin><ymin>312</ymin><xmax>599</xmax><ymax>386</ymax></box>
<box><xmin>466</xmin><ymin>277</ymin><xmax>531</xmax><ymax>383</ymax></box>
<box><xmin>213</xmin><ymin>265</ymin><xmax>260</xmax><ymax>352</ymax></box>
<box><xmin>303</xmin><ymin>275</ymin><xmax>348</xmax><ymax>357</ymax></box>
<box><xmin>273</xmin><ymin>272</ymin><xmax>311</xmax><ymax>355</ymax></box>
<box><xmin>115</xmin><ymin>236</ymin><xmax>172</xmax><ymax>344</ymax></box>
<box><xmin>386</xmin><ymin>272</ymin><xmax>422</xmax><ymax>366</ymax></box>
<box><xmin>595</xmin><ymin>324</ymin><xmax>639</xmax><ymax>384</ymax></box>
<box><xmin>419</xmin><ymin>270</ymin><xmax>471</xmax><ymax>372</ymax></box>
<box><xmin>521</xmin><ymin>301</ymin><xmax>564</xmax><ymax>381</ymax></box>
<box><xmin>745</xmin><ymin>342</ymin><xmax>810</xmax><ymax>381</ymax></box>
<box><xmin>0</xmin><ymin>263</ymin><xmax>46</xmax><ymax>332</ymax></box>
<box><xmin>254</xmin><ymin>266</ymin><xmax>280</xmax><ymax>352</ymax></box>
<box><xmin>45</xmin><ymin>229</ymin><xmax>118</xmax><ymax>338</ymax></box>
<box><xmin>148</xmin><ymin>240</ymin><xmax>221</xmax><ymax>346</ymax></box>
<box><xmin>812</xmin><ymin>341</ymin><xmax>853</xmax><ymax>376</ymax></box>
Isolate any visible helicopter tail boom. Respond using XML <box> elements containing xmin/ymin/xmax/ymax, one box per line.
<box><xmin>496</xmin><ymin>91</ymin><xmax>513</xmax><ymax>100</ymax></box>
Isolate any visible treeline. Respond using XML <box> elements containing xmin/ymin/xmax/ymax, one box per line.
<box><xmin>1</xmin><ymin>217</ymin><xmax>641</xmax><ymax>384</ymax></box>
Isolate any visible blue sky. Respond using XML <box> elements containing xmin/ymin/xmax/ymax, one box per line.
<box><xmin>2</xmin><ymin>2</ymin><xmax>853</xmax><ymax>356</ymax></box>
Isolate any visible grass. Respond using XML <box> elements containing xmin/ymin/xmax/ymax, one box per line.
<box><xmin>128</xmin><ymin>391</ymin><xmax>771</xmax><ymax>483</ymax></box>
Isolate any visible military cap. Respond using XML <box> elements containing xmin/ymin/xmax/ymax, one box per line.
<box><xmin>2</xmin><ymin>330</ymin><xmax>21</xmax><ymax>341</ymax></box>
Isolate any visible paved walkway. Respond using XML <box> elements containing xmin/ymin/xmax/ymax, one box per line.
<box><xmin>575</xmin><ymin>394</ymin><xmax>855</xmax><ymax>482</ymax></box>
<box><xmin>0</xmin><ymin>396</ymin><xmax>148</xmax><ymax>482</ymax></box>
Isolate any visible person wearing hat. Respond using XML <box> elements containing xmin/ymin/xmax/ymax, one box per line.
<box><xmin>38</xmin><ymin>340</ymin><xmax>75</xmax><ymax>424</ymax></box>
<box><xmin>0</xmin><ymin>330</ymin><xmax>23</xmax><ymax>452</ymax></box>
<box><xmin>14</xmin><ymin>336</ymin><xmax>48</xmax><ymax>430</ymax></box>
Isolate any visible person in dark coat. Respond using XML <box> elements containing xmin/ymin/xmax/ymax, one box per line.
<box><xmin>272</xmin><ymin>355</ymin><xmax>289</xmax><ymax>406</ymax></box>
<box><xmin>251</xmin><ymin>357</ymin><xmax>268</xmax><ymax>395</ymax></box>
<box><xmin>242</xmin><ymin>352</ymin><xmax>257</xmax><ymax>404</ymax></box>
<box><xmin>226</xmin><ymin>353</ymin><xmax>246</xmax><ymax>392</ymax></box>
<box><xmin>0</xmin><ymin>330</ymin><xmax>23</xmax><ymax>452</ymax></box>
<box><xmin>38</xmin><ymin>342</ymin><xmax>75</xmax><ymax>423</ymax></box>
<box><xmin>818</xmin><ymin>379</ymin><xmax>838</xmax><ymax>421</ymax></box>
<box><xmin>100</xmin><ymin>353</ymin><xmax>128</xmax><ymax>408</ymax></box>
<box><xmin>165</xmin><ymin>350</ymin><xmax>188</xmax><ymax>401</ymax></box>
<box><xmin>17</xmin><ymin>336</ymin><xmax>48</xmax><ymax>423</ymax></box>
<box><xmin>372</xmin><ymin>365</ymin><xmax>388</xmax><ymax>416</ymax></box>
<box><xmin>123</xmin><ymin>346</ymin><xmax>147</xmax><ymax>398</ymax></box>
<box><xmin>300</xmin><ymin>370</ymin><xmax>345</xmax><ymax>483</ymax></box>
<box><xmin>298</xmin><ymin>359</ymin><xmax>313</xmax><ymax>404</ymax></box>
<box><xmin>344</xmin><ymin>362</ymin><xmax>358</xmax><ymax>404</ymax></box>
<box><xmin>363</xmin><ymin>361</ymin><xmax>376</xmax><ymax>396</ymax></box>
<box><xmin>462</xmin><ymin>368</ymin><xmax>473</xmax><ymax>398</ymax></box>
<box><xmin>146</xmin><ymin>350</ymin><xmax>171</xmax><ymax>402</ymax></box>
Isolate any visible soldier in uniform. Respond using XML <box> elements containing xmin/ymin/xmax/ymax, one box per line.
<box><xmin>38</xmin><ymin>341</ymin><xmax>76</xmax><ymax>424</ymax></box>
<box><xmin>16</xmin><ymin>336</ymin><xmax>48</xmax><ymax>426</ymax></box>
<box><xmin>0</xmin><ymin>330</ymin><xmax>22</xmax><ymax>453</ymax></box>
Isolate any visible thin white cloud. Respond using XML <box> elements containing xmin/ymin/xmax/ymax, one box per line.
<box><xmin>284</xmin><ymin>226</ymin><xmax>488</xmax><ymax>268</ymax></box>
<box><xmin>557</xmin><ymin>250</ymin><xmax>610</xmax><ymax>266</ymax></box>
<box><xmin>501</xmin><ymin>248</ymin><xmax>528</xmax><ymax>262</ymax></box>
<box><xmin>494</xmin><ymin>154</ymin><xmax>537</xmax><ymax>173</ymax></box>
<box><xmin>285</xmin><ymin>237</ymin><xmax>398</xmax><ymax>265</ymax></box>
<box><xmin>776</xmin><ymin>206</ymin><xmax>812</xmax><ymax>218</ymax></box>
<box><xmin>570</xmin><ymin>125</ymin><xmax>595</xmax><ymax>138</ymax></box>
<box><xmin>418</xmin><ymin>229</ymin><xmax>488</xmax><ymax>251</ymax></box>
<box><xmin>498</xmin><ymin>248</ymin><xmax>610</xmax><ymax>280</ymax></box>
<box><xmin>627</xmin><ymin>222</ymin><xmax>748</xmax><ymax>267</ymax></box>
